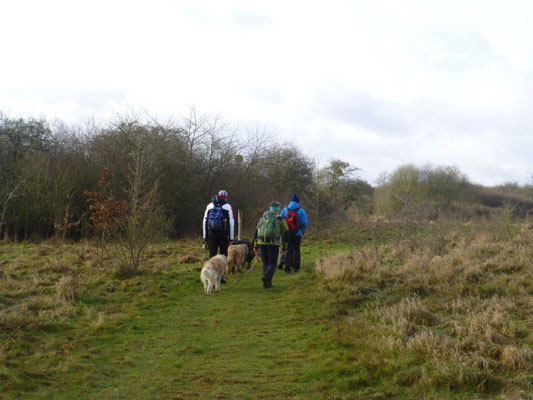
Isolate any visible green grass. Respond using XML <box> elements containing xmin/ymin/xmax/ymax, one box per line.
<box><xmin>4</xmin><ymin>220</ymin><xmax>531</xmax><ymax>399</ymax></box>
<box><xmin>0</xmin><ymin>238</ymin><xmax>362</xmax><ymax>400</ymax></box>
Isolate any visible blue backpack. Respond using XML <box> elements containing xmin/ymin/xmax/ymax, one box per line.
<box><xmin>208</xmin><ymin>205</ymin><xmax>227</xmax><ymax>231</ymax></box>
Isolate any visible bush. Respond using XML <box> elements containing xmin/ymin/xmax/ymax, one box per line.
<box><xmin>374</xmin><ymin>164</ymin><xmax>470</xmax><ymax>219</ymax></box>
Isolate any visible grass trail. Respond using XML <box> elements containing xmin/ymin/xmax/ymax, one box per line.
<box><xmin>20</xmin><ymin>244</ymin><xmax>346</xmax><ymax>400</ymax></box>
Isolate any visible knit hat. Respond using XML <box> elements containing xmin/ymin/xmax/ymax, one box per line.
<box><xmin>290</xmin><ymin>194</ymin><xmax>300</xmax><ymax>203</ymax></box>
<box><xmin>218</xmin><ymin>189</ymin><xmax>228</xmax><ymax>199</ymax></box>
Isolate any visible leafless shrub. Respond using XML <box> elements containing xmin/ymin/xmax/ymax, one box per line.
<box><xmin>113</xmin><ymin>145</ymin><xmax>170</xmax><ymax>278</ymax></box>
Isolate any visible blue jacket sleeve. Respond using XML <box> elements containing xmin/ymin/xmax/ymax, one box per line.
<box><xmin>280</xmin><ymin>207</ymin><xmax>288</xmax><ymax>219</ymax></box>
<box><xmin>298</xmin><ymin>209</ymin><xmax>308</xmax><ymax>233</ymax></box>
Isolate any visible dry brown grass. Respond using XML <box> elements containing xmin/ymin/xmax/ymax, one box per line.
<box><xmin>39</xmin><ymin>258</ymin><xmax>71</xmax><ymax>273</ymax></box>
<box><xmin>91</xmin><ymin>312</ymin><xmax>105</xmax><ymax>331</ymax></box>
<box><xmin>179</xmin><ymin>254</ymin><xmax>200</xmax><ymax>264</ymax></box>
<box><xmin>316</xmin><ymin>215</ymin><xmax>533</xmax><ymax>394</ymax></box>
<box><xmin>55</xmin><ymin>276</ymin><xmax>76</xmax><ymax>304</ymax></box>
<box><xmin>149</xmin><ymin>260</ymin><xmax>173</xmax><ymax>273</ymax></box>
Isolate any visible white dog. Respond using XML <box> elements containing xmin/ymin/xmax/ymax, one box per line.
<box><xmin>200</xmin><ymin>254</ymin><xmax>227</xmax><ymax>294</ymax></box>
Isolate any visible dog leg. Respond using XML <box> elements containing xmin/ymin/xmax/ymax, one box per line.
<box><xmin>227</xmin><ymin>259</ymin><xmax>234</xmax><ymax>275</ymax></box>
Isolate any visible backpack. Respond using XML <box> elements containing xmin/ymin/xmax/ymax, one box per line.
<box><xmin>257</xmin><ymin>212</ymin><xmax>280</xmax><ymax>243</ymax></box>
<box><xmin>285</xmin><ymin>209</ymin><xmax>300</xmax><ymax>232</ymax></box>
<box><xmin>208</xmin><ymin>205</ymin><xmax>228</xmax><ymax>231</ymax></box>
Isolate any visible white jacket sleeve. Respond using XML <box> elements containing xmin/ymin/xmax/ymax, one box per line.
<box><xmin>202</xmin><ymin>204</ymin><xmax>212</xmax><ymax>239</ymax></box>
<box><xmin>226</xmin><ymin>204</ymin><xmax>235</xmax><ymax>240</ymax></box>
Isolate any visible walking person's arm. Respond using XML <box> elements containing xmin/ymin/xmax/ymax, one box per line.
<box><xmin>202</xmin><ymin>204</ymin><xmax>212</xmax><ymax>240</ymax></box>
<box><xmin>299</xmin><ymin>209</ymin><xmax>308</xmax><ymax>234</ymax></box>
<box><xmin>226</xmin><ymin>204</ymin><xmax>235</xmax><ymax>241</ymax></box>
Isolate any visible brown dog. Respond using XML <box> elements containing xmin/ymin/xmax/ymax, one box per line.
<box><xmin>226</xmin><ymin>244</ymin><xmax>248</xmax><ymax>274</ymax></box>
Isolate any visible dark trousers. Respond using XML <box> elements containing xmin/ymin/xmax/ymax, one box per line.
<box><xmin>208</xmin><ymin>236</ymin><xmax>229</xmax><ymax>258</ymax></box>
<box><xmin>259</xmin><ymin>245</ymin><xmax>279</xmax><ymax>283</ymax></box>
<box><xmin>285</xmin><ymin>233</ymin><xmax>302</xmax><ymax>271</ymax></box>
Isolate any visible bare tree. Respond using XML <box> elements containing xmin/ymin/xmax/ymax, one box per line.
<box><xmin>114</xmin><ymin>144</ymin><xmax>169</xmax><ymax>276</ymax></box>
<box><xmin>242</xmin><ymin>124</ymin><xmax>272</xmax><ymax>182</ymax></box>
<box><xmin>0</xmin><ymin>179</ymin><xmax>25</xmax><ymax>240</ymax></box>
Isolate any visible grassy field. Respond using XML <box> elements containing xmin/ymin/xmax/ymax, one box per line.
<box><xmin>316</xmin><ymin>218</ymin><xmax>533</xmax><ymax>399</ymax></box>
<box><xmin>2</xmin><ymin>219</ymin><xmax>533</xmax><ymax>399</ymax></box>
<box><xmin>0</xmin><ymin>233</ymin><xmax>360</xmax><ymax>399</ymax></box>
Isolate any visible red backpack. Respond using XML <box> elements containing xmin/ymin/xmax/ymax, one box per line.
<box><xmin>285</xmin><ymin>209</ymin><xmax>300</xmax><ymax>232</ymax></box>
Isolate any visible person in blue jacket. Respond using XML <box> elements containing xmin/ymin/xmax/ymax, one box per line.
<box><xmin>280</xmin><ymin>194</ymin><xmax>308</xmax><ymax>273</ymax></box>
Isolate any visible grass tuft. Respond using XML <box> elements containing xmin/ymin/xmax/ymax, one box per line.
<box><xmin>91</xmin><ymin>312</ymin><xmax>105</xmax><ymax>331</ymax></box>
<box><xmin>55</xmin><ymin>276</ymin><xmax>76</xmax><ymax>304</ymax></box>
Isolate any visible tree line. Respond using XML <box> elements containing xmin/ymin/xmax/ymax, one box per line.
<box><xmin>0</xmin><ymin>111</ymin><xmax>372</xmax><ymax>240</ymax></box>
<box><xmin>2</xmin><ymin>110</ymin><xmax>533</xmax><ymax>241</ymax></box>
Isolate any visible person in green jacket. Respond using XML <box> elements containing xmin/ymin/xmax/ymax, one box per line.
<box><xmin>253</xmin><ymin>201</ymin><xmax>288</xmax><ymax>289</ymax></box>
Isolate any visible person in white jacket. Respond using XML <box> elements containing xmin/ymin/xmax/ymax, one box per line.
<box><xmin>202</xmin><ymin>189</ymin><xmax>235</xmax><ymax>258</ymax></box>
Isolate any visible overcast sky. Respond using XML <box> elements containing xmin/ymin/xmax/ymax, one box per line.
<box><xmin>1</xmin><ymin>0</ymin><xmax>533</xmax><ymax>185</ymax></box>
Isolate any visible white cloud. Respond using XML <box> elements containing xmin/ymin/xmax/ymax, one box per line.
<box><xmin>1</xmin><ymin>0</ymin><xmax>533</xmax><ymax>185</ymax></box>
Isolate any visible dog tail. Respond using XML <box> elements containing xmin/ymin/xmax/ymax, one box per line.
<box><xmin>201</xmin><ymin>263</ymin><xmax>213</xmax><ymax>279</ymax></box>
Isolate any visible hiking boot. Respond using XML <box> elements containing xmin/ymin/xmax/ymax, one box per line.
<box><xmin>277</xmin><ymin>263</ymin><xmax>284</xmax><ymax>270</ymax></box>
<box><xmin>262</xmin><ymin>277</ymin><xmax>268</xmax><ymax>288</ymax></box>
<box><xmin>284</xmin><ymin>268</ymin><xmax>291</xmax><ymax>274</ymax></box>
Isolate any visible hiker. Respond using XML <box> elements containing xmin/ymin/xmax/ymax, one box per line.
<box><xmin>202</xmin><ymin>190</ymin><xmax>235</xmax><ymax>258</ymax></box>
<box><xmin>253</xmin><ymin>201</ymin><xmax>288</xmax><ymax>289</ymax></box>
<box><xmin>280</xmin><ymin>194</ymin><xmax>308</xmax><ymax>273</ymax></box>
